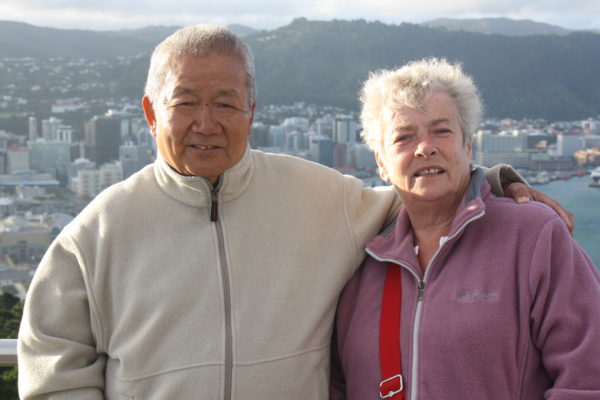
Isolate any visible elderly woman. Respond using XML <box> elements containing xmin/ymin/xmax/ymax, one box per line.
<box><xmin>330</xmin><ymin>59</ymin><xmax>600</xmax><ymax>399</ymax></box>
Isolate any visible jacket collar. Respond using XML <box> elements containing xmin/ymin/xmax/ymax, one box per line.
<box><xmin>366</xmin><ymin>168</ymin><xmax>489</xmax><ymax>271</ymax></box>
<box><xmin>153</xmin><ymin>144</ymin><xmax>254</xmax><ymax>208</ymax></box>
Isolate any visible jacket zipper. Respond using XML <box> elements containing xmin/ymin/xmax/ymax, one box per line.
<box><xmin>367</xmin><ymin>210</ymin><xmax>485</xmax><ymax>400</ymax></box>
<box><xmin>211</xmin><ymin>176</ymin><xmax>233</xmax><ymax>400</ymax></box>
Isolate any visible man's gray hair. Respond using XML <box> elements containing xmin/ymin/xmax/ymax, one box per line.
<box><xmin>360</xmin><ymin>58</ymin><xmax>483</xmax><ymax>152</ymax></box>
<box><xmin>144</xmin><ymin>24</ymin><xmax>256</xmax><ymax>108</ymax></box>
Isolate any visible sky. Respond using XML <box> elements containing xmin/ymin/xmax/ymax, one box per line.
<box><xmin>0</xmin><ymin>0</ymin><xmax>599</xmax><ymax>32</ymax></box>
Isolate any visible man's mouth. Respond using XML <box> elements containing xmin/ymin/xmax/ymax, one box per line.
<box><xmin>415</xmin><ymin>168</ymin><xmax>444</xmax><ymax>177</ymax></box>
<box><xmin>190</xmin><ymin>145</ymin><xmax>220</xmax><ymax>150</ymax></box>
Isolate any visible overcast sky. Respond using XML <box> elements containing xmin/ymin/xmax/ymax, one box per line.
<box><xmin>1</xmin><ymin>0</ymin><xmax>599</xmax><ymax>31</ymax></box>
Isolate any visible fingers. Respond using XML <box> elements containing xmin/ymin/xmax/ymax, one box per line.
<box><xmin>504</xmin><ymin>182</ymin><xmax>531</xmax><ymax>204</ymax></box>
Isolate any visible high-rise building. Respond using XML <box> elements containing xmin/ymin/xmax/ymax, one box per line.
<box><xmin>28</xmin><ymin>116</ymin><xmax>37</xmax><ymax>141</ymax></box>
<box><xmin>27</xmin><ymin>140</ymin><xmax>71</xmax><ymax>184</ymax></box>
<box><xmin>269</xmin><ymin>126</ymin><xmax>286</xmax><ymax>148</ymax></box>
<box><xmin>334</xmin><ymin>116</ymin><xmax>358</xmax><ymax>144</ymax></box>
<box><xmin>119</xmin><ymin>142</ymin><xmax>154</xmax><ymax>179</ymax></box>
<box><xmin>41</xmin><ymin>117</ymin><xmax>61</xmax><ymax>141</ymax></box>
<box><xmin>309</xmin><ymin>135</ymin><xmax>333</xmax><ymax>167</ymax></box>
<box><xmin>7</xmin><ymin>145</ymin><xmax>29</xmax><ymax>172</ymax></box>
<box><xmin>85</xmin><ymin>115</ymin><xmax>122</xmax><ymax>164</ymax></box>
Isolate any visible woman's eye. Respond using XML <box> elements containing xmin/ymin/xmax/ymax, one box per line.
<box><xmin>394</xmin><ymin>135</ymin><xmax>410</xmax><ymax>143</ymax></box>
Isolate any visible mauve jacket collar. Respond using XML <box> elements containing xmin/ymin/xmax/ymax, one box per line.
<box><xmin>366</xmin><ymin>168</ymin><xmax>489</xmax><ymax>272</ymax></box>
<box><xmin>153</xmin><ymin>144</ymin><xmax>254</xmax><ymax>208</ymax></box>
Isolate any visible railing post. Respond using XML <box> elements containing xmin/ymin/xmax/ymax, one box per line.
<box><xmin>0</xmin><ymin>339</ymin><xmax>18</xmax><ymax>366</ymax></box>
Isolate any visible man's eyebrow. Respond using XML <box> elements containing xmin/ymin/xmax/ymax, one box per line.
<box><xmin>171</xmin><ymin>86</ymin><xmax>195</xmax><ymax>96</ymax></box>
<box><xmin>215</xmin><ymin>89</ymin><xmax>241</xmax><ymax>98</ymax></box>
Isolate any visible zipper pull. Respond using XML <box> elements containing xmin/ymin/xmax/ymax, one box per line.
<box><xmin>417</xmin><ymin>280</ymin><xmax>425</xmax><ymax>301</ymax></box>
<box><xmin>210</xmin><ymin>190</ymin><xmax>218</xmax><ymax>222</ymax></box>
<box><xmin>210</xmin><ymin>176</ymin><xmax>223</xmax><ymax>222</ymax></box>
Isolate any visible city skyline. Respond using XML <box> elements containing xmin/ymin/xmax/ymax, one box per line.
<box><xmin>0</xmin><ymin>0</ymin><xmax>599</xmax><ymax>32</ymax></box>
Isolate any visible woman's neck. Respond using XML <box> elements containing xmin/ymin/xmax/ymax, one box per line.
<box><xmin>403</xmin><ymin>196</ymin><xmax>462</xmax><ymax>272</ymax></box>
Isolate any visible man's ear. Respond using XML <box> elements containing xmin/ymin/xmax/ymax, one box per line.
<box><xmin>375</xmin><ymin>152</ymin><xmax>391</xmax><ymax>183</ymax></box>
<box><xmin>142</xmin><ymin>96</ymin><xmax>157</xmax><ymax>137</ymax></box>
<box><xmin>248</xmin><ymin>101</ymin><xmax>256</xmax><ymax>136</ymax></box>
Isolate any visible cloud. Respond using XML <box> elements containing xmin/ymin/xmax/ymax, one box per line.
<box><xmin>1</xmin><ymin>0</ymin><xmax>598</xmax><ymax>30</ymax></box>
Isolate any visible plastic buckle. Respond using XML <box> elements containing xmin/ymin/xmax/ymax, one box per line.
<box><xmin>379</xmin><ymin>374</ymin><xmax>403</xmax><ymax>398</ymax></box>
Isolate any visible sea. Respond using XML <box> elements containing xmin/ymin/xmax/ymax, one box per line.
<box><xmin>532</xmin><ymin>175</ymin><xmax>600</xmax><ymax>271</ymax></box>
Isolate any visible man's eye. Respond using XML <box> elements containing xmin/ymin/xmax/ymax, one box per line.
<box><xmin>216</xmin><ymin>103</ymin><xmax>233</xmax><ymax>109</ymax></box>
<box><xmin>434</xmin><ymin>129</ymin><xmax>451</xmax><ymax>135</ymax></box>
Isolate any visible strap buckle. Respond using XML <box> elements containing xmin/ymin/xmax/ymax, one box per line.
<box><xmin>379</xmin><ymin>374</ymin><xmax>403</xmax><ymax>398</ymax></box>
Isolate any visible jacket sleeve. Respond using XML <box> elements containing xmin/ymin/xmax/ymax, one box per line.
<box><xmin>484</xmin><ymin>163</ymin><xmax>528</xmax><ymax>196</ymax></box>
<box><xmin>528</xmin><ymin>216</ymin><xmax>600</xmax><ymax>398</ymax></box>
<box><xmin>18</xmin><ymin>234</ymin><xmax>105</xmax><ymax>399</ymax></box>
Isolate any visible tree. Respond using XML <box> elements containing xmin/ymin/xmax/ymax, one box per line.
<box><xmin>0</xmin><ymin>292</ymin><xmax>24</xmax><ymax>400</ymax></box>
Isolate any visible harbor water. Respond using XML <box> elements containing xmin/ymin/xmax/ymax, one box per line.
<box><xmin>533</xmin><ymin>175</ymin><xmax>600</xmax><ymax>271</ymax></box>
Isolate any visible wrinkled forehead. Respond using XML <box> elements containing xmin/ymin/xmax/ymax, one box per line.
<box><xmin>161</xmin><ymin>54</ymin><xmax>247</xmax><ymax>97</ymax></box>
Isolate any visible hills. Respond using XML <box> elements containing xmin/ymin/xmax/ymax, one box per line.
<box><xmin>1</xmin><ymin>18</ymin><xmax>599</xmax><ymax>121</ymax></box>
<box><xmin>421</xmin><ymin>17</ymin><xmax>574</xmax><ymax>36</ymax></box>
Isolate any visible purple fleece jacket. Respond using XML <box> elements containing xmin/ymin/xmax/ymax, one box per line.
<box><xmin>331</xmin><ymin>169</ymin><xmax>600</xmax><ymax>400</ymax></box>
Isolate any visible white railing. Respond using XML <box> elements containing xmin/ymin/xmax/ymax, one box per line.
<box><xmin>0</xmin><ymin>339</ymin><xmax>17</xmax><ymax>366</ymax></box>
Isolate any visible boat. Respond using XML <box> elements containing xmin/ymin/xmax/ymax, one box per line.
<box><xmin>592</xmin><ymin>167</ymin><xmax>600</xmax><ymax>183</ymax></box>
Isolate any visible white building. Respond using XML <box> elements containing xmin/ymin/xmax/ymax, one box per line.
<box><xmin>7</xmin><ymin>146</ymin><xmax>29</xmax><ymax>172</ymax></box>
<box><xmin>334</xmin><ymin>116</ymin><xmax>358</xmax><ymax>144</ymax></box>
<box><xmin>27</xmin><ymin>140</ymin><xmax>71</xmax><ymax>183</ymax></box>
<box><xmin>75</xmin><ymin>162</ymin><xmax>123</xmax><ymax>198</ymax></box>
<box><xmin>556</xmin><ymin>134</ymin><xmax>585</xmax><ymax>157</ymax></box>
<box><xmin>474</xmin><ymin>130</ymin><xmax>529</xmax><ymax>168</ymax></box>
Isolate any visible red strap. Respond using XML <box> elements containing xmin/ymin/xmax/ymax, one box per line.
<box><xmin>379</xmin><ymin>262</ymin><xmax>405</xmax><ymax>399</ymax></box>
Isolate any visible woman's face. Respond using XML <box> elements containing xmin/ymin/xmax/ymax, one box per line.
<box><xmin>375</xmin><ymin>92</ymin><xmax>473</xmax><ymax>203</ymax></box>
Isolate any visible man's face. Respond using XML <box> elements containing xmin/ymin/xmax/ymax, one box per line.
<box><xmin>143</xmin><ymin>54</ymin><xmax>255</xmax><ymax>182</ymax></box>
<box><xmin>375</xmin><ymin>91</ymin><xmax>473</xmax><ymax>203</ymax></box>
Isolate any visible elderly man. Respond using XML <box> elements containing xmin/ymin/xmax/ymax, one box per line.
<box><xmin>18</xmin><ymin>25</ymin><xmax>570</xmax><ymax>399</ymax></box>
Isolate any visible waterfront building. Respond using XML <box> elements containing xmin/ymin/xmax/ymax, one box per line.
<box><xmin>556</xmin><ymin>133</ymin><xmax>585</xmax><ymax>157</ymax></box>
<box><xmin>474</xmin><ymin>130</ymin><xmax>529</xmax><ymax>168</ymax></box>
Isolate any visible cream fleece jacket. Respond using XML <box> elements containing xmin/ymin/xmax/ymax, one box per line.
<box><xmin>18</xmin><ymin>147</ymin><xmax>514</xmax><ymax>399</ymax></box>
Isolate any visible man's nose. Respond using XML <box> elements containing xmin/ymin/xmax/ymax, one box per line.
<box><xmin>193</xmin><ymin>105</ymin><xmax>220</xmax><ymax>134</ymax></box>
